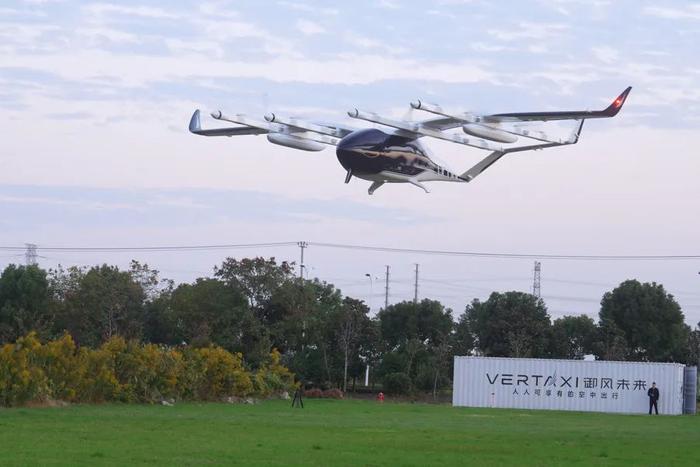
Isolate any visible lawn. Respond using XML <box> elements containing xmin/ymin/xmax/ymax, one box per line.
<box><xmin>1</xmin><ymin>399</ymin><xmax>698</xmax><ymax>466</ymax></box>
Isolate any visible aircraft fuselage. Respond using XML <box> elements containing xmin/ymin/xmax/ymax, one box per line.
<box><xmin>336</xmin><ymin>129</ymin><xmax>462</xmax><ymax>193</ymax></box>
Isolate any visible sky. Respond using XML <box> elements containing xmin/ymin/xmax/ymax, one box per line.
<box><xmin>1</xmin><ymin>0</ymin><xmax>699</xmax><ymax>323</ymax></box>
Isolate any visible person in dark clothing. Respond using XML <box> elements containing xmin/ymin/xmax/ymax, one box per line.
<box><xmin>648</xmin><ymin>382</ymin><xmax>660</xmax><ymax>415</ymax></box>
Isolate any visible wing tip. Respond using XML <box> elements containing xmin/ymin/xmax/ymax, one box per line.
<box><xmin>604</xmin><ymin>86</ymin><xmax>632</xmax><ymax>116</ymax></box>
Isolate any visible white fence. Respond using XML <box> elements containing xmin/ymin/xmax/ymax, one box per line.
<box><xmin>453</xmin><ymin>356</ymin><xmax>686</xmax><ymax>415</ymax></box>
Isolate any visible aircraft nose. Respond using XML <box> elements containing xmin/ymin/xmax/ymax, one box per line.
<box><xmin>336</xmin><ymin>134</ymin><xmax>355</xmax><ymax>151</ymax></box>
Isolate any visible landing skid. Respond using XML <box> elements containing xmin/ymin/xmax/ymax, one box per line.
<box><xmin>368</xmin><ymin>181</ymin><xmax>384</xmax><ymax>195</ymax></box>
<box><xmin>367</xmin><ymin>179</ymin><xmax>429</xmax><ymax>195</ymax></box>
<box><xmin>409</xmin><ymin>180</ymin><xmax>429</xmax><ymax>193</ymax></box>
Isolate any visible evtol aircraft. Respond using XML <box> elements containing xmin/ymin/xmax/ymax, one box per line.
<box><xmin>189</xmin><ymin>87</ymin><xmax>631</xmax><ymax>194</ymax></box>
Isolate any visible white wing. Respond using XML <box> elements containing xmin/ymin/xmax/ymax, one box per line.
<box><xmin>188</xmin><ymin>109</ymin><xmax>357</xmax><ymax>152</ymax></box>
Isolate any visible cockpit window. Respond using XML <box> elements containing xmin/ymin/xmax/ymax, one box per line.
<box><xmin>338</xmin><ymin>129</ymin><xmax>389</xmax><ymax>149</ymax></box>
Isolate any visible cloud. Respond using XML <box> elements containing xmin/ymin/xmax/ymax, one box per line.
<box><xmin>0</xmin><ymin>194</ymin><xmax>142</xmax><ymax>211</ymax></box>
<box><xmin>0</xmin><ymin>6</ymin><xmax>47</xmax><ymax>16</ymax></box>
<box><xmin>76</xmin><ymin>27</ymin><xmax>140</xmax><ymax>45</ymax></box>
<box><xmin>426</xmin><ymin>9</ymin><xmax>457</xmax><ymax>19</ymax></box>
<box><xmin>488</xmin><ymin>21</ymin><xmax>569</xmax><ymax>41</ymax></box>
<box><xmin>0</xmin><ymin>0</ymin><xmax>698</xmax><ymax>324</ymax></box>
<box><xmin>3</xmin><ymin>49</ymin><xmax>495</xmax><ymax>86</ymax></box>
<box><xmin>0</xmin><ymin>22</ymin><xmax>62</xmax><ymax>52</ymax></box>
<box><xmin>83</xmin><ymin>3</ymin><xmax>179</xmax><ymax>20</ymax></box>
<box><xmin>198</xmin><ymin>1</ymin><xmax>239</xmax><ymax>19</ymax></box>
<box><xmin>537</xmin><ymin>0</ymin><xmax>610</xmax><ymax>16</ymax></box>
<box><xmin>277</xmin><ymin>1</ymin><xmax>338</xmax><ymax>15</ymax></box>
<box><xmin>295</xmin><ymin>19</ymin><xmax>325</xmax><ymax>36</ymax></box>
<box><xmin>165</xmin><ymin>38</ymin><xmax>224</xmax><ymax>58</ymax></box>
<box><xmin>643</xmin><ymin>5</ymin><xmax>700</xmax><ymax>21</ymax></box>
<box><xmin>591</xmin><ymin>45</ymin><xmax>618</xmax><ymax>64</ymax></box>
<box><xmin>343</xmin><ymin>33</ymin><xmax>407</xmax><ymax>55</ymax></box>
<box><xmin>377</xmin><ymin>0</ymin><xmax>400</xmax><ymax>9</ymax></box>
<box><xmin>470</xmin><ymin>42</ymin><xmax>514</xmax><ymax>53</ymax></box>
<box><xmin>44</xmin><ymin>111</ymin><xmax>94</xmax><ymax>120</ymax></box>
<box><xmin>191</xmin><ymin>16</ymin><xmax>301</xmax><ymax>58</ymax></box>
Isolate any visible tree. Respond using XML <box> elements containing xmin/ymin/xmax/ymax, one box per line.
<box><xmin>593</xmin><ymin>319</ymin><xmax>629</xmax><ymax>361</ymax></box>
<box><xmin>598</xmin><ymin>280</ymin><xmax>690</xmax><ymax>362</ymax></box>
<box><xmin>464</xmin><ymin>291</ymin><xmax>551</xmax><ymax>358</ymax></box>
<box><xmin>52</xmin><ymin>264</ymin><xmax>145</xmax><ymax>346</ymax></box>
<box><xmin>548</xmin><ymin>315</ymin><xmax>597</xmax><ymax>359</ymax></box>
<box><xmin>377</xmin><ymin>299</ymin><xmax>453</xmax><ymax>349</ymax></box>
<box><xmin>0</xmin><ymin>264</ymin><xmax>53</xmax><ymax>342</ymax></box>
<box><xmin>378</xmin><ymin>299</ymin><xmax>453</xmax><ymax>392</ymax></box>
<box><xmin>686</xmin><ymin>322</ymin><xmax>700</xmax><ymax>367</ymax></box>
<box><xmin>214</xmin><ymin>257</ymin><xmax>294</xmax><ymax>314</ymax></box>
<box><xmin>128</xmin><ymin>260</ymin><xmax>172</xmax><ymax>302</ymax></box>
<box><xmin>269</xmin><ymin>279</ymin><xmax>344</xmax><ymax>384</ymax></box>
<box><xmin>357</xmin><ymin>319</ymin><xmax>383</xmax><ymax>389</ymax></box>
<box><xmin>453</xmin><ymin>313</ymin><xmax>474</xmax><ymax>356</ymax></box>
<box><xmin>265</xmin><ymin>279</ymin><xmax>319</xmax><ymax>353</ymax></box>
<box><xmin>335</xmin><ymin>297</ymin><xmax>369</xmax><ymax>392</ymax></box>
<box><xmin>166</xmin><ymin>278</ymin><xmax>251</xmax><ymax>350</ymax></box>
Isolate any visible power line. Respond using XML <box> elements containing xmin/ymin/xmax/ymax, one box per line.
<box><xmin>0</xmin><ymin>242</ymin><xmax>298</xmax><ymax>253</ymax></box>
<box><xmin>0</xmin><ymin>240</ymin><xmax>699</xmax><ymax>260</ymax></box>
<box><xmin>310</xmin><ymin>242</ymin><xmax>700</xmax><ymax>261</ymax></box>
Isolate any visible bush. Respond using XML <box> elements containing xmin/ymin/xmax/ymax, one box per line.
<box><xmin>322</xmin><ymin>388</ymin><xmax>343</xmax><ymax>399</ymax></box>
<box><xmin>254</xmin><ymin>348</ymin><xmax>297</xmax><ymax>397</ymax></box>
<box><xmin>0</xmin><ymin>333</ymin><xmax>295</xmax><ymax>407</ymax></box>
<box><xmin>415</xmin><ymin>362</ymin><xmax>450</xmax><ymax>393</ymax></box>
<box><xmin>0</xmin><ymin>333</ymin><xmax>49</xmax><ymax>406</ymax></box>
<box><xmin>183</xmin><ymin>346</ymin><xmax>253</xmax><ymax>400</ymax></box>
<box><xmin>38</xmin><ymin>333</ymin><xmax>83</xmax><ymax>402</ymax></box>
<box><xmin>383</xmin><ymin>372</ymin><xmax>411</xmax><ymax>395</ymax></box>
<box><xmin>303</xmin><ymin>387</ymin><xmax>323</xmax><ymax>398</ymax></box>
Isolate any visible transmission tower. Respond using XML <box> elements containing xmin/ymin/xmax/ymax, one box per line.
<box><xmin>25</xmin><ymin>243</ymin><xmax>38</xmax><ymax>266</ymax></box>
<box><xmin>532</xmin><ymin>261</ymin><xmax>541</xmax><ymax>298</ymax></box>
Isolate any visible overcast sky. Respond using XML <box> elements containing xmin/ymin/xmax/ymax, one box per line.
<box><xmin>1</xmin><ymin>0</ymin><xmax>699</xmax><ymax>323</ymax></box>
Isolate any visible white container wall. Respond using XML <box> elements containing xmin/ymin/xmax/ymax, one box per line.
<box><xmin>453</xmin><ymin>356</ymin><xmax>685</xmax><ymax>415</ymax></box>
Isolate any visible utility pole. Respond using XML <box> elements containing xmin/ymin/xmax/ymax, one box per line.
<box><xmin>533</xmin><ymin>261</ymin><xmax>541</xmax><ymax>298</ymax></box>
<box><xmin>414</xmin><ymin>263</ymin><xmax>419</xmax><ymax>304</ymax></box>
<box><xmin>364</xmin><ymin>273</ymin><xmax>373</xmax><ymax>314</ymax></box>
<box><xmin>297</xmin><ymin>241</ymin><xmax>308</xmax><ymax>279</ymax></box>
<box><xmin>384</xmin><ymin>265</ymin><xmax>390</xmax><ymax>309</ymax></box>
<box><xmin>25</xmin><ymin>243</ymin><xmax>37</xmax><ymax>266</ymax></box>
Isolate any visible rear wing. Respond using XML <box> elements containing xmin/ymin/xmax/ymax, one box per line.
<box><xmin>485</xmin><ymin>87</ymin><xmax>632</xmax><ymax>122</ymax></box>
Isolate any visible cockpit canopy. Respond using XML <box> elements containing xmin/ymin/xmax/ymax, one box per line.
<box><xmin>338</xmin><ymin>128</ymin><xmax>431</xmax><ymax>159</ymax></box>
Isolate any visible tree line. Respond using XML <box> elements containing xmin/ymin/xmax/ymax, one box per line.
<box><xmin>1</xmin><ymin>257</ymin><xmax>697</xmax><ymax>395</ymax></box>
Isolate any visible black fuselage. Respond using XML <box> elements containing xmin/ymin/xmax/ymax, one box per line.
<box><xmin>336</xmin><ymin>129</ymin><xmax>435</xmax><ymax>178</ymax></box>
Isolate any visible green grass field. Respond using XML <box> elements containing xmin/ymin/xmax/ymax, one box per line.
<box><xmin>1</xmin><ymin>399</ymin><xmax>699</xmax><ymax>466</ymax></box>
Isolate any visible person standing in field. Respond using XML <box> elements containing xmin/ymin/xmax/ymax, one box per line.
<box><xmin>647</xmin><ymin>382</ymin><xmax>660</xmax><ymax>415</ymax></box>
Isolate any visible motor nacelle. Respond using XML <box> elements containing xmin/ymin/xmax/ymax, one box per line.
<box><xmin>462</xmin><ymin>123</ymin><xmax>518</xmax><ymax>144</ymax></box>
<box><xmin>266</xmin><ymin>133</ymin><xmax>324</xmax><ymax>151</ymax></box>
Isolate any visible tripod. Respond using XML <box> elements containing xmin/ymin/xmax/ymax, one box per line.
<box><xmin>291</xmin><ymin>388</ymin><xmax>304</xmax><ymax>408</ymax></box>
